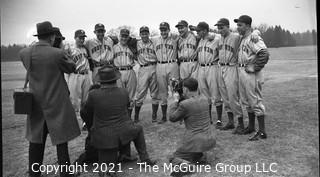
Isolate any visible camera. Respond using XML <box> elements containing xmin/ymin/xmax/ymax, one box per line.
<box><xmin>170</xmin><ymin>78</ymin><xmax>185</xmax><ymax>102</ymax></box>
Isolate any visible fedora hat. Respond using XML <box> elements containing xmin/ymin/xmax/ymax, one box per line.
<box><xmin>96</xmin><ymin>65</ymin><xmax>121</xmax><ymax>83</ymax></box>
<box><xmin>33</xmin><ymin>21</ymin><xmax>57</xmax><ymax>36</ymax></box>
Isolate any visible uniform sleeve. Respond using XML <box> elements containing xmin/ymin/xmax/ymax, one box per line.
<box><xmin>57</xmin><ymin>50</ymin><xmax>76</xmax><ymax>74</ymax></box>
<box><xmin>169</xmin><ymin>102</ymin><xmax>187</xmax><ymax>122</ymax></box>
<box><xmin>80</xmin><ymin>92</ymin><xmax>94</xmax><ymax>129</ymax></box>
<box><xmin>249</xmin><ymin>36</ymin><xmax>267</xmax><ymax>54</ymax></box>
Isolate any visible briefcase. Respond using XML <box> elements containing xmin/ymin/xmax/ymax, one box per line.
<box><xmin>13</xmin><ymin>88</ymin><xmax>33</xmax><ymax>115</ymax></box>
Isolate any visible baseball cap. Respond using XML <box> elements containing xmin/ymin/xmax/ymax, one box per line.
<box><xmin>175</xmin><ymin>20</ymin><xmax>188</xmax><ymax>28</ymax></box>
<box><xmin>159</xmin><ymin>22</ymin><xmax>170</xmax><ymax>30</ymax></box>
<box><xmin>214</xmin><ymin>18</ymin><xmax>230</xmax><ymax>26</ymax></box>
<box><xmin>140</xmin><ymin>26</ymin><xmax>149</xmax><ymax>33</ymax></box>
<box><xmin>120</xmin><ymin>29</ymin><xmax>130</xmax><ymax>37</ymax></box>
<box><xmin>95</xmin><ymin>23</ymin><xmax>105</xmax><ymax>31</ymax></box>
<box><xmin>74</xmin><ymin>29</ymin><xmax>87</xmax><ymax>38</ymax></box>
<box><xmin>234</xmin><ymin>15</ymin><xmax>252</xmax><ymax>25</ymax></box>
<box><xmin>195</xmin><ymin>22</ymin><xmax>209</xmax><ymax>31</ymax></box>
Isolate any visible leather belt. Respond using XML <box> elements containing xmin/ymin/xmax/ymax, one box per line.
<box><xmin>93</xmin><ymin>61</ymin><xmax>113</xmax><ymax>68</ymax></box>
<box><xmin>180</xmin><ymin>59</ymin><xmax>198</xmax><ymax>63</ymax></box>
<box><xmin>157</xmin><ymin>60</ymin><xmax>177</xmax><ymax>64</ymax></box>
<box><xmin>117</xmin><ymin>66</ymin><xmax>133</xmax><ymax>71</ymax></box>
<box><xmin>140</xmin><ymin>62</ymin><xmax>157</xmax><ymax>67</ymax></box>
<box><xmin>75</xmin><ymin>70</ymin><xmax>89</xmax><ymax>75</ymax></box>
<box><xmin>238</xmin><ymin>64</ymin><xmax>246</xmax><ymax>67</ymax></box>
<box><xmin>199</xmin><ymin>62</ymin><xmax>218</xmax><ymax>67</ymax></box>
<box><xmin>219</xmin><ymin>62</ymin><xmax>231</xmax><ymax>66</ymax></box>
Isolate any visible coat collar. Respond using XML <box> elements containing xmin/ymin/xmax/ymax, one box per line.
<box><xmin>100</xmin><ymin>83</ymin><xmax>118</xmax><ymax>89</ymax></box>
<box><xmin>35</xmin><ymin>41</ymin><xmax>52</xmax><ymax>46</ymax></box>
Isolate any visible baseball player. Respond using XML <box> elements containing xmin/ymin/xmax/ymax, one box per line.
<box><xmin>134</xmin><ymin>26</ymin><xmax>160</xmax><ymax>123</ymax></box>
<box><xmin>153</xmin><ymin>22</ymin><xmax>180</xmax><ymax>124</ymax></box>
<box><xmin>66</xmin><ymin>30</ymin><xmax>92</xmax><ymax>114</ymax></box>
<box><xmin>112</xmin><ymin>29</ymin><xmax>137</xmax><ymax>118</ymax></box>
<box><xmin>194</xmin><ymin>22</ymin><xmax>223</xmax><ymax>124</ymax></box>
<box><xmin>235</xmin><ymin>15</ymin><xmax>269</xmax><ymax>141</ymax></box>
<box><xmin>215</xmin><ymin>18</ymin><xmax>262</xmax><ymax>133</ymax></box>
<box><xmin>175</xmin><ymin>20</ymin><xmax>198</xmax><ymax>79</ymax></box>
<box><xmin>84</xmin><ymin>23</ymin><xmax>114</xmax><ymax>84</ymax></box>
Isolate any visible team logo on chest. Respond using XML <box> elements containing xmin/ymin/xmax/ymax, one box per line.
<box><xmin>91</xmin><ymin>44</ymin><xmax>111</xmax><ymax>54</ymax></box>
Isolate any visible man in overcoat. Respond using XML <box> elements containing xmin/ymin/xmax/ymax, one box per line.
<box><xmin>80</xmin><ymin>65</ymin><xmax>155</xmax><ymax>177</ymax></box>
<box><xmin>19</xmin><ymin>21</ymin><xmax>81</xmax><ymax>177</ymax></box>
<box><xmin>168</xmin><ymin>78</ymin><xmax>216</xmax><ymax>176</ymax></box>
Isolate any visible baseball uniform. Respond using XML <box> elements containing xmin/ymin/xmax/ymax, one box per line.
<box><xmin>218</xmin><ymin>32</ymin><xmax>243</xmax><ymax>120</ymax></box>
<box><xmin>67</xmin><ymin>45</ymin><xmax>92</xmax><ymax>112</ymax></box>
<box><xmin>135</xmin><ymin>40</ymin><xmax>159</xmax><ymax>107</ymax></box>
<box><xmin>197</xmin><ymin>35</ymin><xmax>222</xmax><ymax>107</ymax></box>
<box><xmin>238</xmin><ymin>33</ymin><xmax>266</xmax><ymax>116</ymax></box>
<box><xmin>84</xmin><ymin>37</ymin><xmax>114</xmax><ymax>84</ymax></box>
<box><xmin>153</xmin><ymin>34</ymin><xmax>180</xmax><ymax>105</ymax></box>
<box><xmin>113</xmin><ymin>43</ymin><xmax>137</xmax><ymax>110</ymax></box>
<box><xmin>178</xmin><ymin>32</ymin><xmax>198</xmax><ymax>79</ymax></box>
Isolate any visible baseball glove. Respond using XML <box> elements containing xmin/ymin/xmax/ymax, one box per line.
<box><xmin>254</xmin><ymin>49</ymin><xmax>269</xmax><ymax>72</ymax></box>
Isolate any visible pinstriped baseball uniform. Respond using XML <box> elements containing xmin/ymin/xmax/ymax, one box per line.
<box><xmin>84</xmin><ymin>37</ymin><xmax>114</xmax><ymax>83</ymax></box>
<box><xmin>238</xmin><ymin>33</ymin><xmax>267</xmax><ymax>116</ymax></box>
<box><xmin>135</xmin><ymin>40</ymin><xmax>159</xmax><ymax>107</ymax></box>
<box><xmin>218</xmin><ymin>32</ymin><xmax>243</xmax><ymax>118</ymax></box>
<box><xmin>67</xmin><ymin>46</ymin><xmax>92</xmax><ymax>112</ymax></box>
<box><xmin>178</xmin><ymin>32</ymin><xmax>198</xmax><ymax>79</ymax></box>
<box><xmin>113</xmin><ymin>43</ymin><xmax>137</xmax><ymax>109</ymax></box>
<box><xmin>153</xmin><ymin>34</ymin><xmax>180</xmax><ymax>105</ymax></box>
<box><xmin>197</xmin><ymin>35</ymin><xmax>223</xmax><ymax>106</ymax></box>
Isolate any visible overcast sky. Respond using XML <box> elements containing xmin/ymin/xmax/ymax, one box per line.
<box><xmin>0</xmin><ymin>0</ymin><xmax>317</xmax><ymax>45</ymax></box>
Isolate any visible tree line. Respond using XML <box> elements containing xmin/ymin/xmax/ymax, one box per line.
<box><xmin>256</xmin><ymin>24</ymin><xmax>317</xmax><ymax>48</ymax></box>
<box><xmin>1</xmin><ymin>24</ymin><xmax>317</xmax><ymax>62</ymax></box>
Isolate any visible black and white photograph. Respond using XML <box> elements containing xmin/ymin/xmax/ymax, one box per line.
<box><xmin>1</xmin><ymin>0</ymin><xmax>318</xmax><ymax>176</ymax></box>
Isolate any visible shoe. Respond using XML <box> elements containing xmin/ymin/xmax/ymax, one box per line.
<box><xmin>232</xmin><ymin>125</ymin><xmax>245</xmax><ymax>134</ymax></box>
<box><xmin>152</xmin><ymin>119</ymin><xmax>157</xmax><ymax>123</ymax></box>
<box><xmin>220</xmin><ymin>123</ymin><xmax>235</xmax><ymax>130</ymax></box>
<box><xmin>248</xmin><ymin>131</ymin><xmax>267</xmax><ymax>141</ymax></box>
<box><xmin>134</xmin><ymin>119</ymin><xmax>140</xmax><ymax>123</ymax></box>
<box><xmin>158</xmin><ymin>119</ymin><xmax>167</xmax><ymax>124</ymax></box>
<box><xmin>242</xmin><ymin>127</ymin><xmax>255</xmax><ymax>134</ymax></box>
<box><xmin>215</xmin><ymin>121</ymin><xmax>222</xmax><ymax>129</ymax></box>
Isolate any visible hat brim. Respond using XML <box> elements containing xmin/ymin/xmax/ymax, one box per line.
<box><xmin>77</xmin><ymin>35</ymin><xmax>87</xmax><ymax>38</ymax></box>
<box><xmin>214</xmin><ymin>23</ymin><xmax>225</xmax><ymax>26</ymax></box>
<box><xmin>234</xmin><ymin>19</ymin><xmax>241</xmax><ymax>23</ymax></box>
<box><xmin>140</xmin><ymin>30</ymin><xmax>149</xmax><ymax>33</ymax></box>
<box><xmin>159</xmin><ymin>27</ymin><xmax>169</xmax><ymax>30</ymax></box>
<box><xmin>175</xmin><ymin>24</ymin><xmax>186</xmax><ymax>28</ymax></box>
<box><xmin>96</xmin><ymin>70</ymin><xmax>121</xmax><ymax>83</ymax></box>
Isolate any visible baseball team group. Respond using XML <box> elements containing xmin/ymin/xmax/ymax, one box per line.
<box><xmin>19</xmin><ymin>14</ymin><xmax>269</xmax><ymax>177</ymax></box>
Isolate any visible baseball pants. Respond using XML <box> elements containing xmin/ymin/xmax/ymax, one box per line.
<box><xmin>135</xmin><ymin>65</ymin><xmax>159</xmax><ymax>107</ymax></box>
<box><xmin>219</xmin><ymin>66</ymin><xmax>243</xmax><ymax>118</ymax></box>
<box><xmin>117</xmin><ymin>69</ymin><xmax>137</xmax><ymax>109</ymax></box>
<box><xmin>238</xmin><ymin>67</ymin><xmax>265</xmax><ymax>116</ymax></box>
<box><xmin>197</xmin><ymin>65</ymin><xmax>223</xmax><ymax>106</ymax></box>
<box><xmin>67</xmin><ymin>73</ymin><xmax>92</xmax><ymax>112</ymax></box>
<box><xmin>179</xmin><ymin>61</ymin><xmax>199</xmax><ymax>79</ymax></box>
<box><xmin>156</xmin><ymin>62</ymin><xmax>180</xmax><ymax>105</ymax></box>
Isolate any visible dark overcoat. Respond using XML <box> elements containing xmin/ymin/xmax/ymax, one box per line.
<box><xmin>19</xmin><ymin>41</ymin><xmax>81</xmax><ymax>145</ymax></box>
<box><xmin>80</xmin><ymin>84</ymin><xmax>142</xmax><ymax>149</ymax></box>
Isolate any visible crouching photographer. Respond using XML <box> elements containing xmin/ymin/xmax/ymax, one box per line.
<box><xmin>168</xmin><ymin>78</ymin><xmax>216</xmax><ymax>177</ymax></box>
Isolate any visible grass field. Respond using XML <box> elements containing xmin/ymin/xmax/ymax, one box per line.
<box><xmin>1</xmin><ymin>46</ymin><xmax>318</xmax><ymax>177</ymax></box>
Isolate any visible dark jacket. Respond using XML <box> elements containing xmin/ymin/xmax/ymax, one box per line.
<box><xmin>81</xmin><ymin>84</ymin><xmax>141</xmax><ymax>149</ymax></box>
<box><xmin>19</xmin><ymin>41</ymin><xmax>81</xmax><ymax>145</ymax></box>
<box><xmin>169</xmin><ymin>95</ymin><xmax>216</xmax><ymax>152</ymax></box>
